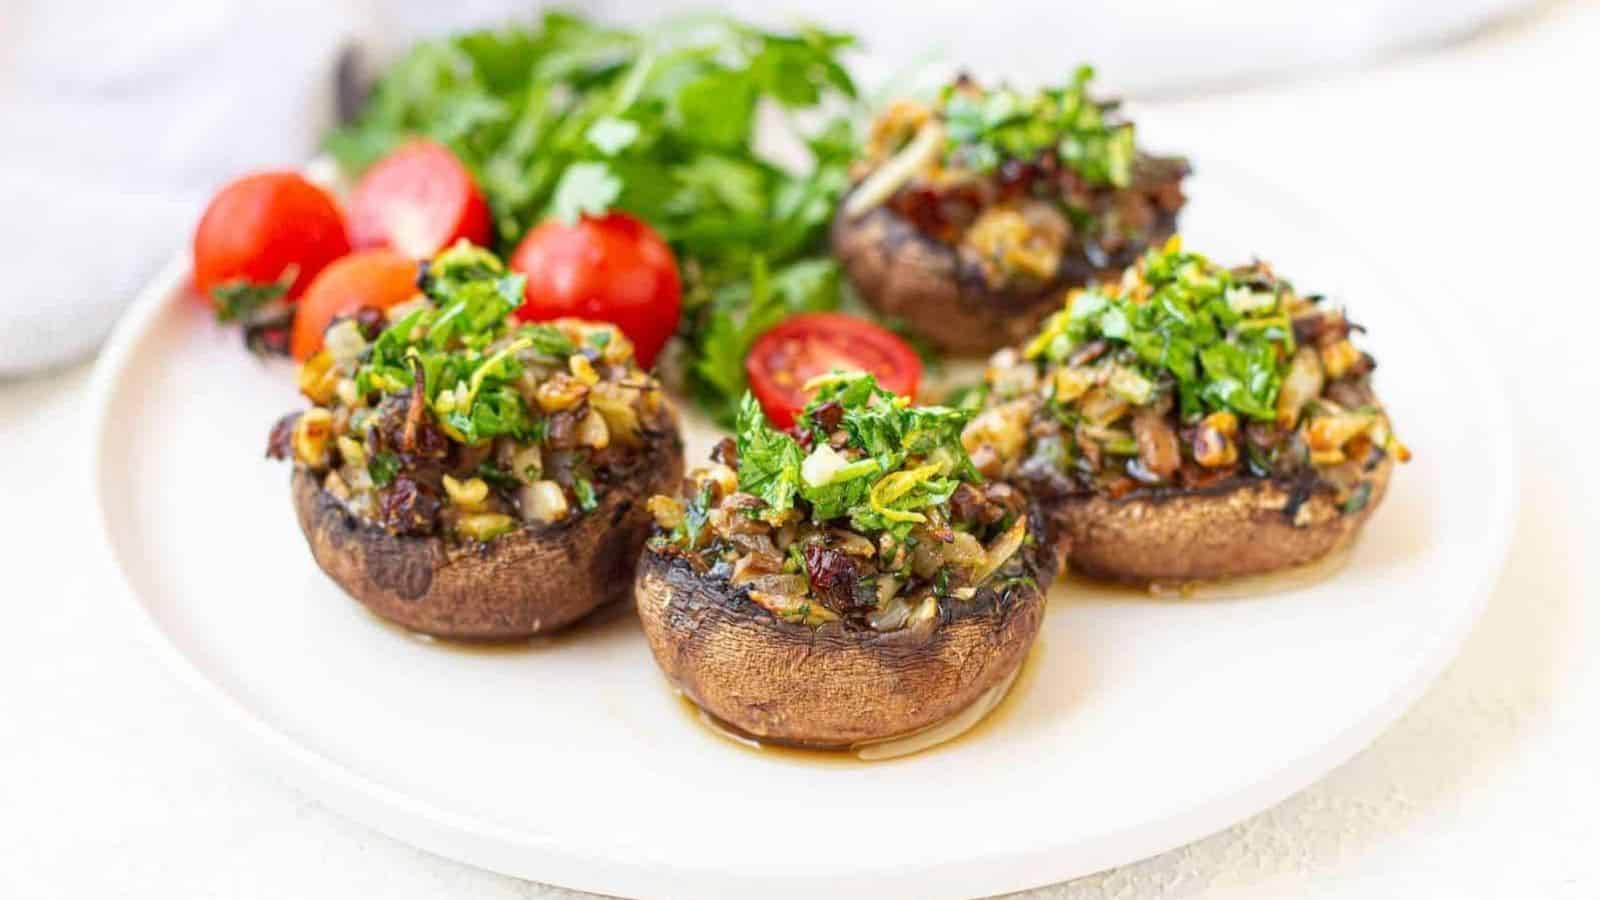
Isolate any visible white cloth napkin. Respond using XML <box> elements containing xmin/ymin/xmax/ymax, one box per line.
<box><xmin>0</xmin><ymin>0</ymin><xmax>1529</xmax><ymax>377</ymax></box>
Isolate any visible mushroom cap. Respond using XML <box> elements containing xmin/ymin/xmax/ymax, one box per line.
<box><xmin>635</xmin><ymin>506</ymin><xmax>1058</xmax><ymax>748</ymax></box>
<box><xmin>1046</xmin><ymin>454</ymin><xmax>1395</xmax><ymax>583</ymax></box>
<box><xmin>830</xmin><ymin>164</ymin><xmax>1184</xmax><ymax>356</ymax></box>
<box><xmin>291</xmin><ymin>427</ymin><xmax>684</xmax><ymax>640</ymax></box>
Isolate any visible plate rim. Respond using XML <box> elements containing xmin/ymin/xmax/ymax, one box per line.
<box><xmin>88</xmin><ymin>163</ymin><xmax>1518</xmax><ymax>900</ymax></box>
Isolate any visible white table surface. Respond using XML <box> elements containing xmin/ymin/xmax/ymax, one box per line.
<box><xmin>5</xmin><ymin>3</ymin><xmax>1598</xmax><ymax>897</ymax></box>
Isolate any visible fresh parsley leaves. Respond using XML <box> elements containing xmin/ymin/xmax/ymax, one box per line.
<box><xmin>940</xmin><ymin>66</ymin><xmax>1134</xmax><ymax>188</ymax></box>
<box><xmin>574</xmin><ymin>478</ymin><xmax>599</xmax><ymax>512</ymax></box>
<box><xmin>735</xmin><ymin>392</ymin><xmax>804</xmax><ymax>514</ymax></box>
<box><xmin>1028</xmin><ymin>241</ymin><xmax>1297</xmax><ymax>422</ymax></box>
<box><xmin>732</xmin><ymin>373</ymin><xmax>977</xmax><ymax>539</ymax></box>
<box><xmin>692</xmin><ymin>257</ymin><xmax>841</xmax><ymax>423</ymax></box>
<box><xmin>326</xmin><ymin>13</ymin><xmax>860</xmax><ymax>424</ymax></box>
<box><xmin>355</xmin><ymin>243</ymin><xmax>560</xmax><ymax>445</ymax></box>
<box><xmin>367</xmin><ymin>451</ymin><xmax>401</xmax><ymax>486</ymax></box>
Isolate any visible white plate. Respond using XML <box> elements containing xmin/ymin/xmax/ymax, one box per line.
<box><xmin>91</xmin><ymin>159</ymin><xmax>1515</xmax><ymax>900</ymax></box>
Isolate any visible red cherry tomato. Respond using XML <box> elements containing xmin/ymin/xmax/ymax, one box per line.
<box><xmin>347</xmin><ymin>139</ymin><xmax>492</xmax><ymax>258</ymax></box>
<box><xmin>289</xmin><ymin>250</ymin><xmax>421</xmax><ymax>361</ymax></box>
<box><xmin>745</xmin><ymin>313</ymin><xmax>923</xmax><ymax>428</ymax></box>
<box><xmin>192</xmin><ymin>172</ymin><xmax>349</xmax><ymax>304</ymax></box>
<box><xmin>509</xmin><ymin>212</ymin><xmax>682</xmax><ymax>368</ymax></box>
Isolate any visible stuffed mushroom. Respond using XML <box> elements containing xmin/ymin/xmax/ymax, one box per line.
<box><xmin>833</xmin><ymin>68</ymin><xmax>1189</xmax><ymax>355</ymax></box>
<box><xmin>636</xmin><ymin>373</ymin><xmax>1058</xmax><ymax>749</ymax></box>
<box><xmin>963</xmin><ymin>238</ymin><xmax>1408</xmax><ymax>584</ymax></box>
<box><xmin>268</xmin><ymin>243</ymin><xmax>684</xmax><ymax>639</ymax></box>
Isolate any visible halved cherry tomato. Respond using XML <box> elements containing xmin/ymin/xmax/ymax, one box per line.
<box><xmin>193</xmin><ymin>171</ymin><xmax>349</xmax><ymax>304</ymax></box>
<box><xmin>289</xmin><ymin>249</ymin><xmax>421</xmax><ymax>360</ymax></box>
<box><xmin>348</xmin><ymin>139</ymin><xmax>492</xmax><ymax>258</ymax></box>
<box><xmin>509</xmin><ymin>212</ymin><xmax>681</xmax><ymax>368</ymax></box>
<box><xmin>745</xmin><ymin>313</ymin><xmax>922</xmax><ymax>428</ymax></box>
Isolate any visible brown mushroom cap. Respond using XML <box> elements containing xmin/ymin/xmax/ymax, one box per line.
<box><xmin>1046</xmin><ymin>454</ymin><xmax>1395</xmax><ymax>583</ymax></box>
<box><xmin>635</xmin><ymin>507</ymin><xmax>1058</xmax><ymax>749</ymax></box>
<box><xmin>830</xmin><ymin>166</ymin><xmax>1184</xmax><ymax>357</ymax></box>
<box><xmin>291</xmin><ymin>428</ymin><xmax>684</xmax><ymax>640</ymax></box>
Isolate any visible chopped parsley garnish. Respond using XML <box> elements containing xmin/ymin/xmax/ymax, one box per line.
<box><xmin>940</xmin><ymin>66</ymin><xmax>1135</xmax><ymax>187</ymax></box>
<box><xmin>733</xmin><ymin>372</ymin><xmax>977</xmax><ymax>539</ymax></box>
<box><xmin>367</xmin><ymin>451</ymin><xmax>401</xmax><ymax>487</ymax></box>
<box><xmin>355</xmin><ymin>243</ymin><xmax>568</xmax><ymax>445</ymax></box>
<box><xmin>1025</xmin><ymin>239</ymin><xmax>1298</xmax><ymax>422</ymax></box>
<box><xmin>574</xmin><ymin>478</ymin><xmax>598</xmax><ymax>512</ymax></box>
<box><xmin>474</xmin><ymin>460</ymin><xmax>520</xmax><ymax>490</ymax></box>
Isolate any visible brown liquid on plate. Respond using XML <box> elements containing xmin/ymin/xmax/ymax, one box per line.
<box><xmin>671</xmin><ymin>638</ymin><xmax>1045</xmax><ymax>765</ymax></box>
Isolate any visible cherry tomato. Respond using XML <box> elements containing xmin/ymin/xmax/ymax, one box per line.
<box><xmin>289</xmin><ymin>249</ymin><xmax>421</xmax><ymax>360</ymax></box>
<box><xmin>745</xmin><ymin>313</ymin><xmax>923</xmax><ymax>428</ymax></box>
<box><xmin>347</xmin><ymin>139</ymin><xmax>492</xmax><ymax>259</ymax></box>
<box><xmin>192</xmin><ymin>171</ymin><xmax>349</xmax><ymax>304</ymax></box>
<box><xmin>509</xmin><ymin>212</ymin><xmax>682</xmax><ymax>368</ymax></box>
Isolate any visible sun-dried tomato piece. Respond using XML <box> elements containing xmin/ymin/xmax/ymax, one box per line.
<box><xmin>377</xmin><ymin>476</ymin><xmax>441</xmax><ymax>536</ymax></box>
<box><xmin>266</xmin><ymin>412</ymin><xmax>300</xmax><ymax>460</ymax></box>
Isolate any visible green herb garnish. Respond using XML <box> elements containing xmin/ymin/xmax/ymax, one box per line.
<box><xmin>475</xmin><ymin>460</ymin><xmax>520</xmax><ymax>490</ymax></box>
<box><xmin>1027</xmin><ymin>240</ymin><xmax>1297</xmax><ymax>422</ymax></box>
<box><xmin>367</xmin><ymin>451</ymin><xmax>401</xmax><ymax>486</ymax></box>
<box><xmin>326</xmin><ymin>12</ymin><xmax>860</xmax><ymax>425</ymax></box>
<box><xmin>940</xmin><ymin>66</ymin><xmax>1134</xmax><ymax>187</ymax></box>
<box><xmin>574</xmin><ymin>478</ymin><xmax>599</xmax><ymax>512</ymax></box>
<box><xmin>356</xmin><ymin>243</ymin><xmax>561</xmax><ymax>445</ymax></box>
<box><xmin>733</xmin><ymin>372</ymin><xmax>976</xmax><ymax>539</ymax></box>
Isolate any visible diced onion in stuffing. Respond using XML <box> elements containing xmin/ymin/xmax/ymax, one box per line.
<box><xmin>336</xmin><ymin>436</ymin><xmax>366</xmax><ymax>468</ymax></box>
<box><xmin>1307</xmin><ymin>412</ymin><xmax>1375</xmax><ymax>452</ymax></box>
<box><xmin>962</xmin><ymin>399</ymin><xmax>1032</xmax><ymax>461</ymax></box>
<box><xmin>519</xmin><ymin>481</ymin><xmax>569</xmax><ymax>523</ymax></box>
<box><xmin>576</xmin><ymin>410</ymin><xmax>610</xmax><ymax>449</ymax></box>
<box><xmin>801</xmin><ymin>444</ymin><xmax>878</xmax><ymax>488</ymax></box>
<box><xmin>1106</xmin><ymin>366</ymin><xmax>1154</xmax><ymax>405</ymax></box>
<box><xmin>588</xmin><ymin>382</ymin><xmax>643</xmax><ymax>446</ymax></box>
<box><xmin>1277</xmin><ymin>347</ymin><xmax>1325</xmax><ymax>429</ymax></box>
<box><xmin>869</xmin><ymin>594</ymin><xmax>913</xmax><ymax>631</ymax></box>
<box><xmin>458</xmin><ymin>512</ymin><xmax>516</xmax><ymax>542</ymax></box>
<box><xmin>844</xmin><ymin>121</ymin><xmax>945</xmax><ymax>219</ymax></box>
<box><xmin>973</xmin><ymin>516</ymin><xmax>1027</xmax><ymax>585</ymax></box>
<box><xmin>508</xmin><ymin>444</ymin><xmax>543</xmax><ymax>484</ymax></box>
<box><xmin>1077</xmin><ymin>388</ymin><xmax>1129</xmax><ymax>427</ymax></box>
<box><xmin>323</xmin><ymin>319</ymin><xmax>369</xmax><ymax>366</ymax></box>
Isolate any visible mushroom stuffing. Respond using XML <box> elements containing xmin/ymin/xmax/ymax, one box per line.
<box><xmin>269</xmin><ymin>242</ymin><xmax>684</xmax><ymax>638</ymax></box>
<box><xmin>963</xmin><ymin>237</ymin><xmax>1408</xmax><ymax>583</ymax></box>
<box><xmin>832</xmin><ymin>67</ymin><xmax>1190</xmax><ymax>354</ymax></box>
<box><xmin>635</xmin><ymin>373</ymin><xmax>1057</xmax><ymax>747</ymax></box>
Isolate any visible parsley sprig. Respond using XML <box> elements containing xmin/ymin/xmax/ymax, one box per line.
<box><xmin>327</xmin><ymin>12</ymin><xmax>860</xmax><ymax>425</ymax></box>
